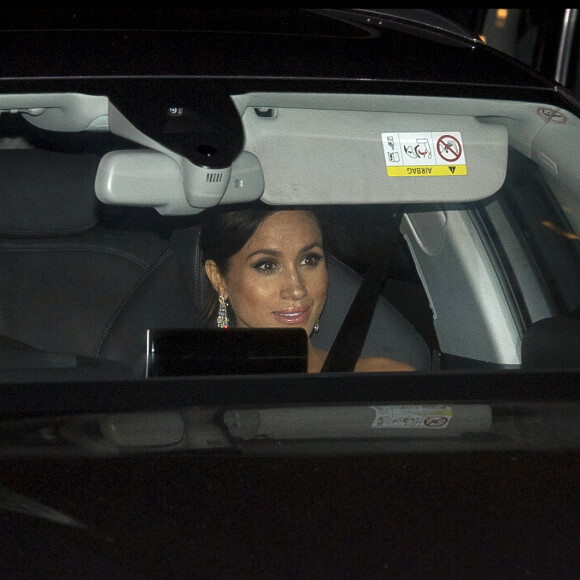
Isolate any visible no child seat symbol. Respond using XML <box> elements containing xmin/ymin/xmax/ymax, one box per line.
<box><xmin>424</xmin><ymin>416</ymin><xmax>449</xmax><ymax>428</ymax></box>
<box><xmin>436</xmin><ymin>135</ymin><xmax>462</xmax><ymax>163</ymax></box>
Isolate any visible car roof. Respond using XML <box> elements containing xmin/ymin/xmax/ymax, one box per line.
<box><xmin>0</xmin><ymin>8</ymin><xmax>562</xmax><ymax>95</ymax></box>
<box><xmin>1</xmin><ymin>9</ymin><xmax>579</xmax><ymax>216</ymax></box>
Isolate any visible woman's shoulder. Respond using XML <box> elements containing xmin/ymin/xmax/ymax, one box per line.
<box><xmin>310</xmin><ymin>344</ymin><xmax>414</xmax><ymax>373</ymax></box>
<box><xmin>354</xmin><ymin>356</ymin><xmax>415</xmax><ymax>373</ymax></box>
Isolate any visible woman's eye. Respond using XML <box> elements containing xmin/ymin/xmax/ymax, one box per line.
<box><xmin>254</xmin><ymin>260</ymin><xmax>279</xmax><ymax>273</ymax></box>
<box><xmin>301</xmin><ymin>253</ymin><xmax>323</xmax><ymax>267</ymax></box>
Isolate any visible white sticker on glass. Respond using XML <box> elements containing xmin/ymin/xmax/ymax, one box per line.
<box><xmin>370</xmin><ymin>405</ymin><xmax>453</xmax><ymax>429</ymax></box>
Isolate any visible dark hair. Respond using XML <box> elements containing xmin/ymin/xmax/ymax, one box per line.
<box><xmin>200</xmin><ymin>203</ymin><xmax>277</xmax><ymax>274</ymax></box>
<box><xmin>199</xmin><ymin>202</ymin><xmax>323</xmax><ymax>326</ymax></box>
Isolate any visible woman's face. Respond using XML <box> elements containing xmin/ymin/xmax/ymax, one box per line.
<box><xmin>206</xmin><ymin>210</ymin><xmax>327</xmax><ymax>336</ymax></box>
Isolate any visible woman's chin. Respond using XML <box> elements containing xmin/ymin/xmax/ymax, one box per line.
<box><xmin>271</xmin><ymin>320</ymin><xmax>313</xmax><ymax>337</ymax></box>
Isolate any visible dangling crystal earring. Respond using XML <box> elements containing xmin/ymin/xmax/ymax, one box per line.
<box><xmin>217</xmin><ymin>295</ymin><xmax>229</xmax><ymax>329</ymax></box>
<box><xmin>313</xmin><ymin>320</ymin><xmax>320</xmax><ymax>334</ymax></box>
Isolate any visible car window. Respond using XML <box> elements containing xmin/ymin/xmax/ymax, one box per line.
<box><xmin>0</xmin><ymin>87</ymin><xmax>578</xmax><ymax>377</ymax></box>
<box><xmin>434</xmin><ymin>8</ymin><xmax>580</xmax><ymax>94</ymax></box>
<box><xmin>0</xmin><ymin>9</ymin><xmax>578</xmax><ymax>456</ymax></box>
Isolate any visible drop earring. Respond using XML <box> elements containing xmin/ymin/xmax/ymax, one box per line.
<box><xmin>313</xmin><ymin>320</ymin><xmax>320</xmax><ymax>334</ymax></box>
<box><xmin>217</xmin><ymin>295</ymin><xmax>229</xmax><ymax>329</ymax></box>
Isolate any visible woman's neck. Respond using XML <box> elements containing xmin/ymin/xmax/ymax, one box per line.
<box><xmin>307</xmin><ymin>341</ymin><xmax>327</xmax><ymax>373</ymax></box>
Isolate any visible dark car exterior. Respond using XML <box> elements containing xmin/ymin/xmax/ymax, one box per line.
<box><xmin>436</xmin><ymin>8</ymin><xmax>580</xmax><ymax>94</ymax></box>
<box><xmin>0</xmin><ymin>9</ymin><xmax>578</xmax><ymax>579</ymax></box>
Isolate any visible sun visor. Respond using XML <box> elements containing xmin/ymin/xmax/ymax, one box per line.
<box><xmin>95</xmin><ymin>149</ymin><xmax>264</xmax><ymax>215</ymax></box>
<box><xmin>242</xmin><ymin>108</ymin><xmax>508</xmax><ymax>204</ymax></box>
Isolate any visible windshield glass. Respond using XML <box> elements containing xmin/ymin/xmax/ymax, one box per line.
<box><xmin>0</xmin><ymin>6</ymin><xmax>578</xmax><ymax>464</ymax></box>
<box><xmin>0</xmin><ymin>86</ymin><xmax>578</xmax><ymax>457</ymax></box>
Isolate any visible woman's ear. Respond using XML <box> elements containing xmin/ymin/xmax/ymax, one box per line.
<box><xmin>204</xmin><ymin>260</ymin><xmax>227</xmax><ymax>298</ymax></box>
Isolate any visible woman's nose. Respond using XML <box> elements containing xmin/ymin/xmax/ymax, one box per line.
<box><xmin>281</xmin><ymin>267</ymin><xmax>307</xmax><ymax>299</ymax></box>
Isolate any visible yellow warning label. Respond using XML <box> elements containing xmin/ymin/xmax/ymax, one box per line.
<box><xmin>382</xmin><ymin>131</ymin><xmax>467</xmax><ymax>177</ymax></box>
<box><xmin>387</xmin><ymin>165</ymin><xmax>468</xmax><ymax>177</ymax></box>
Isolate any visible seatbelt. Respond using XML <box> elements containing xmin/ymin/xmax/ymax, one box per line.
<box><xmin>320</xmin><ymin>205</ymin><xmax>404</xmax><ymax>373</ymax></box>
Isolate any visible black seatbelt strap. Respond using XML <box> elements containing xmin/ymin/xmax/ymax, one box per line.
<box><xmin>320</xmin><ymin>205</ymin><xmax>404</xmax><ymax>373</ymax></box>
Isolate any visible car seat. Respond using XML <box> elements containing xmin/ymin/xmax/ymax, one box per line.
<box><xmin>0</xmin><ymin>147</ymin><xmax>429</xmax><ymax>379</ymax></box>
<box><xmin>170</xmin><ymin>223</ymin><xmax>432</xmax><ymax>371</ymax></box>
<box><xmin>0</xmin><ymin>148</ymin><xmax>200</xmax><ymax>378</ymax></box>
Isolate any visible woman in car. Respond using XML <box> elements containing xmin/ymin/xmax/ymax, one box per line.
<box><xmin>200</xmin><ymin>203</ymin><xmax>413</xmax><ymax>373</ymax></box>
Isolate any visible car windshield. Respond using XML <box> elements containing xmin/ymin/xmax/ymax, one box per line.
<box><xmin>0</xmin><ymin>8</ymin><xmax>578</xmax><ymax>454</ymax></box>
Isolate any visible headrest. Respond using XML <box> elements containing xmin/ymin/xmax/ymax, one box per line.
<box><xmin>0</xmin><ymin>149</ymin><xmax>100</xmax><ymax>237</ymax></box>
<box><xmin>521</xmin><ymin>315</ymin><xmax>580</xmax><ymax>369</ymax></box>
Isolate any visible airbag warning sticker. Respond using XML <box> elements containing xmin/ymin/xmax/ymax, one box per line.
<box><xmin>370</xmin><ymin>405</ymin><xmax>452</xmax><ymax>429</ymax></box>
<box><xmin>382</xmin><ymin>132</ymin><xmax>467</xmax><ymax>177</ymax></box>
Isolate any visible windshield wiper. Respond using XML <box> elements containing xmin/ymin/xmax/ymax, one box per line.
<box><xmin>0</xmin><ymin>484</ymin><xmax>87</xmax><ymax>529</ymax></box>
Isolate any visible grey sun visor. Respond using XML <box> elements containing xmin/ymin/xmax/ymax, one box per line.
<box><xmin>3</xmin><ymin>92</ymin><xmax>508</xmax><ymax>212</ymax></box>
<box><xmin>242</xmin><ymin>108</ymin><xmax>508</xmax><ymax>204</ymax></box>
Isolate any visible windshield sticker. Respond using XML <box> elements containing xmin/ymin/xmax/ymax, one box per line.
<box><xmin>382</xmin><ymin>132</ymin><xmax>467</xmax><ymax>177</ymax></box>
<box><xmin>370</xmin><ymin>405</ymin><xmax>453</xmax><ymax>429</ymax></box>
<box><xmin>536</xmin><ymin>107</ymin><xmax>567</xmax><ymax>123</ymax></box>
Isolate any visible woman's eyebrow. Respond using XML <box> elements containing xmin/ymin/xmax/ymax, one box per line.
<box><xmin>300</xmin><ymin>242</ymin><xmax>324</xmax><ymax>253</ymax></box>
<box><xmin>246</xmin><ymin>248</ymin><xmax>283</xmax><ymax>259</ymax></box>
<box><xmin>246</xmin><ymin>241</ymin><xmax>323</xmax><ymax>260</ymax></box>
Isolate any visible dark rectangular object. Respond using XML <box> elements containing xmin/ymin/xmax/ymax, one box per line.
<box><xmin>146</xmin><ymin>328</ymin><xmax>308</xmax><ymax>377</ymax></box>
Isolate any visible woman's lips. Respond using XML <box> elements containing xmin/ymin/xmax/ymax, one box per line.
<box><xmin>272</xmin><ymin>307</ymin><xmax>310</xmax><ymax>325</ymax></box>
